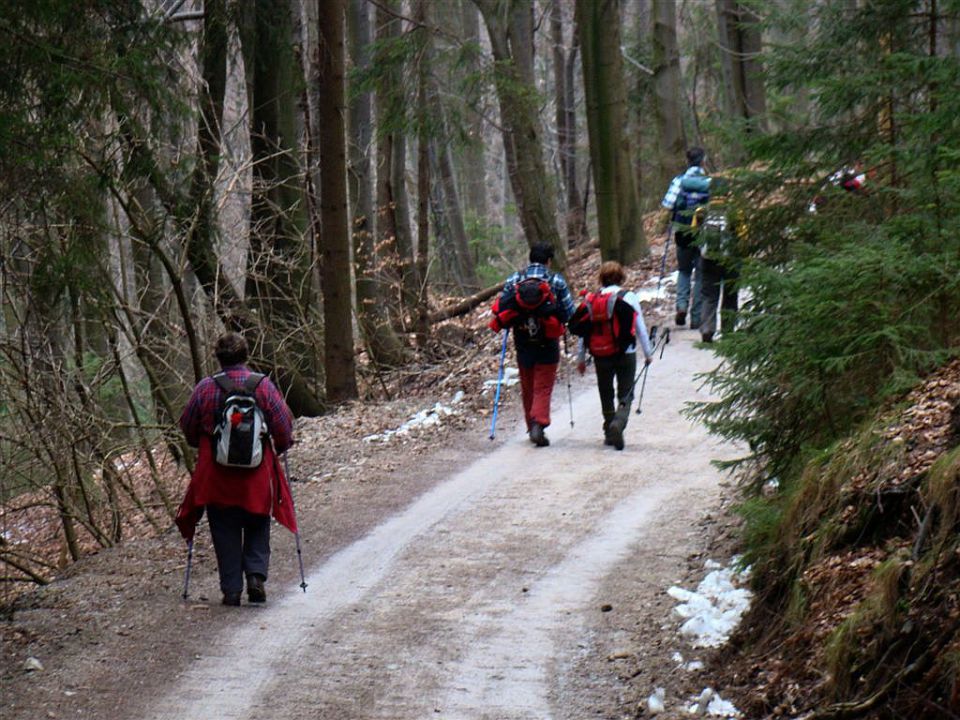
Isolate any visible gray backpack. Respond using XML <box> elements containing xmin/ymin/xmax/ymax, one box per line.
<box><xmin>212</xmin><ymin>373</ymin><xmax>267</xmax><ymax>468</ymax></box>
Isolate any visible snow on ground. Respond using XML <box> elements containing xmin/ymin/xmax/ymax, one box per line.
<box><xmin>644</xmin><ymin>558</ymin><xmax>752</xmax><ymax>718</ymax></box>
<box><xmin>668</xmin><ymin>558</ymin><xmax>752</xmax><ymax>648</ymax></box>
<box><xmin>362</xmin><ymin>392</ymin><xmax>465</xmax><ymax>443</ymax></box>
<box><xmin>635</xmin><ymin>271</ymin><xmax>678</xmax><ymax>303</ymax></box>
<box><xmin>685</xmin><ymin>687</ymin><xmax>742</xmax><ymax>717</ymax></box>
<box><xmin>481</xmin><ymin>366</ymin><xmax>520</xmax><ymax>393</ymax></box>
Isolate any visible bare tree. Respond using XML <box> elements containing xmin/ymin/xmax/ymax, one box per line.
<box><xmin>652</xmin><ymin>0</ymin><xmax>686</xmax><ymax>190</ymax></box>
<box><xmin>577</xmin><ymin>0</ymin><xmax>647</xmax><ymax>263</ymax></box>
<box><xmin>473</xmin><ymin>0</ymin><xmax>566</xmax><ymax>269</ymax></box>
<box><xmin>550</xmin><ymin>0</ymin><xmax>588</xmax><ymax>248</ymax></box>
<box><xmin>347</xmin><ymin>0</ymin><xmax>408</xmax><ymax>367</ymax></box>
<box><xmin>317</xmin><ymin>0</ymin><xmax>359</xmax><ymax>401</ymax></box>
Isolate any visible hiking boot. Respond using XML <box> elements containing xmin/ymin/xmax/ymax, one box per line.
<box><xmin>701</xmin><ymin>332</ymin><xmax>714</xmax><ymax>343</ymax></box>
<box><xmin>675</xmin><ymin>310</ymin><xmax>686</xmax><ymax>326</ymax></box>
<box><xmin>607</xmin><ymin>419</ymin><xmax>625</xmax><ymax>451</ymax></box>
<box><xmin>222</xmin><ymin>591</ymin><xmax>241</xmax><ymax>607</ymax></box>
<box><xmin>529</xmin><ymin>423</ymin><xmax>549</xmax><ymax>447</ymax></box>
<box><xmin>246</xmin><ymin>574</ymin><xmax>266</xmax><ymax>604</ymax></box>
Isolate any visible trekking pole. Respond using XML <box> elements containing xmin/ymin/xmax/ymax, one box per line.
<box><xmin>283</xmin><ymin>453</ymin><xmax>308</xmax><ymax>593</ymax></box>
<box><xmin>635</xmin><ymin>364</ymin><xmax>651</xmax><ymax>416</ymax></box>
<box><xmin>489</xmin><ymin>329</ymin><xmax>509</xmax><ymax>440</ymax></box>
<box><xmin>634</xmin><ymin>327</ymin><xmax>671</xmax><ymax>415</ymax></box>
<box><xmin>563</xmin><ymin>333</ymin><xmax>574</xmax><ymax>428</ymax></box>
<box><xmin>659</xmin><ymin>327</ymin><xmax>671</xmax><ymax>358</ymax></box>
<box><xmin>614</xmin><ymin>326</ymin><xmax>659</xmax><ymax>417</ymax></box>
<box><xmin>181</xmin><ymin>539</ymin><xmax>194</xmax><ymax>601</ymax></box>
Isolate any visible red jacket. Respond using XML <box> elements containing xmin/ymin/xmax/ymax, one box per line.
<box><xmin>175</xmin><ymin>367</ymin><xmax>297</xmax><ymax>541</ymax></box>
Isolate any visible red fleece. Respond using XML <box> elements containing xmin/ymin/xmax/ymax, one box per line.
<box><xmin>175</xmin><ymin>441</ymin><xmax>298</xmax><ymax>542</ymax></box>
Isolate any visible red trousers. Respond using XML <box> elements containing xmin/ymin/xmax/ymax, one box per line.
<box><xmin>518</xmin><ymin>362</ymin><xmax>558</xmax><ymax>429</ymax></box>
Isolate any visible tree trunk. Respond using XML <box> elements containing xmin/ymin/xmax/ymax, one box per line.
<box><xmin>374</xmin><ymin>0</ymin><xmax>418</xmax><ymax>327</ymax></box>
<box><xmin>431</xmin><ymin>133</ymin><xmax>480</xmax><ymax>294</ymax></box>
<box><xmin>551</xmin><ymin>0</ymin><xmax>588</xmax><ymax>248</ymax></box>
<box><xmin>460</xmin><ymin>0</ymin><xmax>488</xmax><ymax>219</ymax></box>
<box><xmin>652</xmin><ymin>0</ymin><xmax>686</xmax><ymax>191</ymax></box>
<box><xmin>246</xmin><ymin>0</ymin><xmax>321</xmax><ymax>386</ymax></box>
<box><xmin>414</xmin><ymin>0</ymin><xmax>431</xmax><ymax>347</ymax></box>
<box><xmin>347</xmin><ymin>0</ymin><xmax>407</xmax><ymax>367</ymax></box>
<box><xmin>716</xmin><ymin>0</ymin><xmax>768</xmax><ymax>142</ymax></box>
<box><xmin>576</xmin><ymin>0</ymin><xmax>647</xmax><ymax>263</ymax></box>
<box><xmin>317</xmin><ymin>0</ymin><xmax>359</xmax><ymax>401</ymax></box>
<box><xmin>474</xmin><ymin>0</ymin><xmax>566</xmax><ymax>269</ymax></box>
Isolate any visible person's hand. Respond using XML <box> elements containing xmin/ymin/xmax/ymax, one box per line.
<box><xmin>577</xmin><ymin>361</ymin><xmax>586</xmax><ymax>375</ymax></box>
<box><xmin>644</xmin><ymin>356</ymin><xmax>653</xmax><ymax>366</ymax></box>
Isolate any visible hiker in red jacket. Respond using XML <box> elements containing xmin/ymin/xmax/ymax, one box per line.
<box><xmin>176</xmin><ymin>332</ymin><xmax>295</xmax><ymax>606</ymax></box>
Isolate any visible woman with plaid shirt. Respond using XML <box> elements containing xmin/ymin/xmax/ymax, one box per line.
<box><xmin>176</xmin><ymin>332</ymin><xmax>295</xmax><ymax>606</ymax></box>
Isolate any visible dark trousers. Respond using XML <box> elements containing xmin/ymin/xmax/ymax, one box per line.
<box><xmin>207</xmin><ymin>505</ymin><xmax>271</xmax><ymax>595</ymax></box>
<box><xmin>594</xmin><ymin>352</ymin><xmax>637</xmax><ymax>431</ymax></box>
<box><xmin>699</xmin><ymin>258</ymin><xmax>740</xmax><ymax>336</ymax></box>
<box><xmin>675</xmin><ymin>231</ymin><xmax>702</xmax><ymax>325</ymax></box>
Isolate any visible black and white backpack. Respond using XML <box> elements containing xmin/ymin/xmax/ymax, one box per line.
<box><xmin>212</xmin><ymin>372</ymin><xmax>267</xmax><ymax>468</ymax></box>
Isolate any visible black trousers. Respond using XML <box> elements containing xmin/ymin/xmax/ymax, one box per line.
<box><xmin>206</xmin><ymin>505</ymin><xmax>271</xmax><ymax>595</ymax></box>
<box><xmin>594</xmin><ymin>352</ymin><xmax>638</xmax><ymax>431</ymax></box>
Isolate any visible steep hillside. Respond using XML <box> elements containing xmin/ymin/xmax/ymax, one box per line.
<box><xmin>721</xmin><ymin>360</ymin><xmax>960</xmax><ymax>718</ymax></box>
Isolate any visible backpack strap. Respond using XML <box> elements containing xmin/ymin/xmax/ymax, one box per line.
<box><xmin>213</xmin><ymin>372</ymin><xmax>238</xmax><ymax>394</ymax></box>
<box><xmin>213</xmin><ymin>372</ymin><xmax>265</xmax><ymax>395</ymax></box>
<box><xmin>243</xmin><ymin>373</ymin><xmax>266</xmax><ymax>394</ymax></box>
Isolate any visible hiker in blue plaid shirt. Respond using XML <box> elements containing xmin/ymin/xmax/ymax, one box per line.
<box><xmin>661</xmin><ymin>147</ymin><xmax>710</xmax><ymax>329</ymax></box>
<box><xmin>497</xmin><ymin>244</ymin><xmax>576</xmax><ymax>447</ymax></box>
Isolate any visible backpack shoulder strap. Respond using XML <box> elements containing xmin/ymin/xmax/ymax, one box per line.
<box><xmin>213</xmin><ymin>372</ymin><xmax>238</xmax><ymax>394</ymax></box>
<box><xmin>243</xmin><ymin>373</ymin><xmax>266</xmax><ymax>394</ymax></box>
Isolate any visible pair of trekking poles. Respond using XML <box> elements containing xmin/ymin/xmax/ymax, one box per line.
<box><xmin>181</xmin><ymin>453</ymin><xmax>308</xmax><ymax>601</ymax></box>
<box><xmin>628</xmin><ymin>325</ymin><xmax>671</xmax><ymax>416</ymax></box>
<box><xmin>487</xmin><ymin>323</ymin><xmax>670</xmax><ymax>439</ymax></box>
<box><xmin>488</xmin><ymin>330</ymin><xmax>575</xmax><ymax>440</ymax></box>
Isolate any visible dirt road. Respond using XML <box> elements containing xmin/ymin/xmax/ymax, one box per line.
<box><xmin>116</xmin><ymin>329</ymin><xmax>736</xmax><ymax>720</ymax></box>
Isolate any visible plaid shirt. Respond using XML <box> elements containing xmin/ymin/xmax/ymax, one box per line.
<box><xmin>179</xmin><ymin>365</ymin><xmax>294</xmax><ymax>453</ymax></box>
<box><xmin>661</xmin><ymin>165</ymin><xmax>707</xmax><ymax>210</ymax></box>
<box><xmin>502</xmin><ymin>263</ymin><xmax>576</xmax><ymax>323</ymax></box>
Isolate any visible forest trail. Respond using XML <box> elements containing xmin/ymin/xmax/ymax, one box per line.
<box><xmin>128</xmin><ymin>328</ymin><xmax>737</xmax><ymax>720</ymax></box>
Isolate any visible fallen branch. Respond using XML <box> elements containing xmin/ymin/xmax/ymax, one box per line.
<box><xmin>0</xmin><ymin>553</ymin><xmax>52</xmax><ymax>585</ymax></box>
<box><xmin>428</xmin><ymin>239</ymin><xmax>602</xmax><ymax>324</ymax></box>
<box><xmin>429</xmin><ymin>282</ymin><xmax>505</xmax><ymax>324</ymax></box>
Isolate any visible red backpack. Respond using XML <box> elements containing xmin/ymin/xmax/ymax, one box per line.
<box><xmin>489</xmin><ymin>276</ymin><xmax>564</xmax><ymax>342</ymax></box>
<box><xmin>570</xmin><ymin>290</ymin><xmax>636</xmax><ymax>357</ymax></box>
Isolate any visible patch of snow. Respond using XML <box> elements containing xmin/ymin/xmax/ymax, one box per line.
<box><xmin>647</xmin><ymin>687</ymin><xmax>666</xmax><ymax>714</ymax></box>
<box><xmin>707</xmin><ymin>694</ymin><xmax>742</xmax><ymax>717</ymax></box>
<box><xmin>672</xmin><ymin>651</ymin><xmax>685</xmax><ymax>664</ymax></box>
<box><xmin>762</xmin><ymin>477</ymin><xmax>780</xmax><ymax>497</ymax></box>
<box><xmin>686</xmin><ymin>660</ymin><xmax>704</xmax><ymax>672</ymax></box>
<box><xmin>361</xmin><ymin>393</ymin><xmax>465</xmax><ymax>443</ymax></box>
<box><xmin>635</xmin><ymin>271</ymin><xmax>678</xmax><ymax>303</ymax></box>
<box><xmin>686</xmin><ymin>687</ymin><xmax>740</xmax><ymax>717</ymax></box>
<box><xmin>482</xmin><ymin>366</ymin><xmax>520</xmax><ymax>392</ymax></box>
<box><xmin>667</xmin><ymin>558</ymin><xmax>752</xmax><ymax>648</ymax></box>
